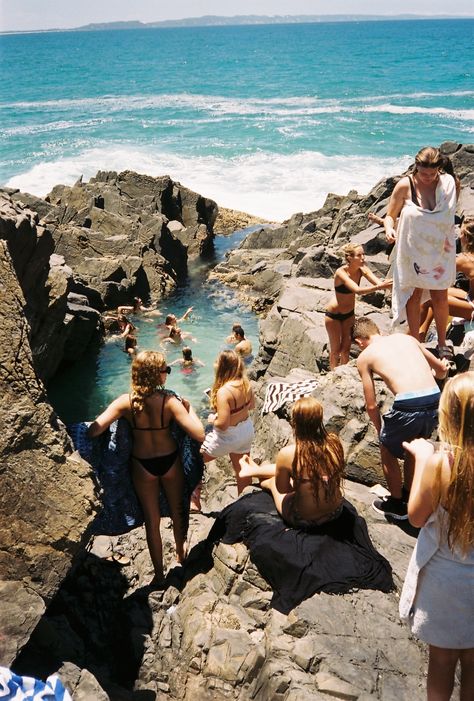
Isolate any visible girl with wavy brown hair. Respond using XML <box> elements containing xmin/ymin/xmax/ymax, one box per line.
<box><xmin>89</xmin><ymin>350</ymin><xmax>204</xmax><ymax>586</ymax></box>
<box><xmin>400</xmin><ymin>371</ymin><xmax>474</xmax><ymax>699</ymax></box>
<box><xmin>239</xmin><ymin>396</ymin><xmax>345</xmax><ymax>527</ymax></box>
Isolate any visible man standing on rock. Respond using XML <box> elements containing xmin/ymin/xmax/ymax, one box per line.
<box><xmin>352</xmin><ymin>317</ymin><xmax>449</xmax><ymax>520</ymax></box>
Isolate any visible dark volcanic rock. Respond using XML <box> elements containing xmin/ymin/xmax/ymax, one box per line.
<box><xmin>0</xmin><ymin>237</ymin><xmax>96</xmax><ymax>667</ymax></box>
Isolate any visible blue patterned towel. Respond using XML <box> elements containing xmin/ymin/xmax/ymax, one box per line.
<box><xmin>0</xmin><ymin>667</ymin><xmax>71</xmax><ymax>700</ymax></box>
<box><xmin>68</xmin><ymin>395</ymin><xmax>203</xmax><ymax>536</ymax></box>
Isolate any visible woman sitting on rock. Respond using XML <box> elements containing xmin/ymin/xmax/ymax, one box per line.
<box><xmin>191</xmin><ymin>350</ymin><xmax>255</xmax><ymax>511</ymax></box>
<box><xmin>88</xmin><ymin>350</ymin><xmax>205</xmax><ymax>586</ymax></box>
<box><xmin>239</xmin><ymin>396</ymin><xmax>345</xmax><ymax>528</ymax></box>
<box><xmin>325</xmin><ymin>243</ymin><xmax>392</xmax><ymax>369</ymax></box>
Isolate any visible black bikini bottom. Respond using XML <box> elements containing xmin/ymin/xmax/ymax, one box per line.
<box><xmin>325</xmin><ymin>309</ymin><xmax>355</xmax><ymax>322</ymax></box>
<box><xmin>133</xmin><ymin>450</ymin><xmax>179</xmax><ymax>477</ymax></box>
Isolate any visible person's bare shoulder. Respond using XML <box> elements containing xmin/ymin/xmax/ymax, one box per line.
<box><xmin>277</xmin><ymin>444</ymin><xmax>295</xmax><ymax>466</ymax></box>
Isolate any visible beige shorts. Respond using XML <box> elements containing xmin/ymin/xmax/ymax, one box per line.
<box><xmin>201</xmin><ymin>417</ymin><xmax>254</xmax><ymax>458</ymax></box>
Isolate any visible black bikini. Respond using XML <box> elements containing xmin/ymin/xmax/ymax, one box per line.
<box><xmin>325</xmin><ymin>275</ymin><xmax>360</xmax><ymax>321</ymax></box>
<box><xmin>334</xmin><ymin>282</ymin><xmax>353</xmax><ymax>294</ymax></box>
<box><xmin>325</xmin><ymin>309</ymin><xmax>355</xmax><ymax>322</ymax></box>
<box><xmin>408</xmin><ymin>175</ymin><xmax>421</xmax><ymax>206</ymax></box>
<box><xmin>130</xmin><ymin>395</ymin><xmax>178</xmax><ymax>477</ymax></box>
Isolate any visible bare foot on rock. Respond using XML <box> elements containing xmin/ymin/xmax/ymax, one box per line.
<box><xmin>238</xmin><ymin>455</ymin><xmax>254</xmax><ymax>479</ymax></box>
<box><xmin>176</xmin><ymin>541</ymin><xmax>188</xmax><ymax>565</ymax></box>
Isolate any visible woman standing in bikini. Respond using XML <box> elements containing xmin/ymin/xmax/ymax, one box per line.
<box><xmin>325</xmin><ymin>243</ymin><xmax>392</xmax><ymax>369</ymax></box>
<box><xmin>191</xmin><ymin>350</ymin><xmax>255</xmax><ymax>511</ymax></box>
<box><xmin>239</xmin><ymin>396</ymin><xmax>345</xmax><ymax>528</ymax></box>
<box><xmin>88</xmin><ymin>350</ymin><xmax>205</xmax><ymax>585</ymax></box>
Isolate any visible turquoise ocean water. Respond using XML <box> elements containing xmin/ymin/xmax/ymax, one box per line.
<box><xmin>1</xmin><ymin>20</ymin><xmax>473</xmax><ymax>221</ymax></box>
<box><xmin>1</xmin><ymin>20</ymin><xmax>473</xmax><ymax>420</ymax></box>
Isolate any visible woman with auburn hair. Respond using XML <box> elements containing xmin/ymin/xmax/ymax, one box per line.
<box><xmin>325</xmin><ymin>242</ymin><xmax>392</xmax><ymax>369</ymax></box>
<box><xmin>192</xmin><ymin>350</ymin><xmax>255</xmax><ymax>511</ymax></box>
<box><xmin>400</xmin><ymin>372</ymin><xmax>474</xmax><ymax>700</ymax></box>
<box><xmin>385</xmin><ymin>146</ymin><xmax>458</xmax><ymax>362</ymax></box>
<box><xmin>239</xmin><ymin>396</ymin><xmax>345</xmax><ymax>527</ymax></box>
<box><xmin>89</xmin><ymin>350</ymin><xmax>205</xmax><ymax>586</ymax></box>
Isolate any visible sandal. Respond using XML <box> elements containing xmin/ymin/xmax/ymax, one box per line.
<box><xmin>103</xmin><ymin>552</ymin><xmax>131</xmax><ymax>567</ymax></box>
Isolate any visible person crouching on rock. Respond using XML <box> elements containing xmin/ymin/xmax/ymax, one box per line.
<box><xmin>352</xmin><ymin>316</ymin><xmax>449</xmax><ymax>521</ymax></box>
<box><xmin>238</xmin><ymin>396</ymin><xmax>345</xmax><ymax>528</ymax></box>
<box><xmin>191</xmin><ymin>350</ymin><xmax>255</xmax><ymax>512</ymax></box>
<box><xmin>325</xmin><ymin>242</ymin><xmax>392</xmax><ymax>370</ymax></box>
<box><xmin>88</xmin><ymin>350</ymin><xmax>205</xmax><ymax>587</ymax></box>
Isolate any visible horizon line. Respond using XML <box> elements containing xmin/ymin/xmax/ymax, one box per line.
<box><xmin>2</xmin><ymin>12</ymin><xmax>474</xmax><ymax>36</ymax></box>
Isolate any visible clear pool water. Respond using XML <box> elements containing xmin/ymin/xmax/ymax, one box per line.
<box><xmin>47</xmin><ymin>228</ymin><xmax>260</xmax><ymax>423</ymax></box>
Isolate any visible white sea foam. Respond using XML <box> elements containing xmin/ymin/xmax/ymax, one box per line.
<box><xmin>3</xmin><ymin>91</ymin><xmax>472</xmax><ymax>119</ymax></box>
<box><xmin>5</xmin><ymin>146</ymin><xmax>412</xmax><ymax>222</ymax></box>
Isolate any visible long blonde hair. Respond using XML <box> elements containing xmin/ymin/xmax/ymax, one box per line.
<box><xmin>438</xmin><ymin>372</ymin><xmax>474</xmax><ymax>554</ymax></box>
<box><xmin>291</xmin><ymin>396</ymin><xmax>345</xmax><ymax>503</ymax></box>
<box><xmin>130</xmin><ymin>350</ymin><xmax>167</xmax><ymax>413</ymax></box>
<box><xmin>210</xmin><ymin>350</ymin><xmax>250</xmax><ymax>411</ymax></box>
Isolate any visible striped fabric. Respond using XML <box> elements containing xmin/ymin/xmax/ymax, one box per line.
<box><xmin>261</xmin><ymin>379</ymin><xmax>319</xmax><ymax>415</ymax></box>
<box><xmin>0</xmin><ymin>668</ymin><xmax>72</xmax><ymax>700</ymax></box>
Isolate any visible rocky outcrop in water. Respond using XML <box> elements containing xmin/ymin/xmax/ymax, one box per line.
<box><xmin>1</xmin><ymin>171</ymin><xmax>218</xmax><ymax>382</ymax></box>
<box><xmin>4</xmin><ymin>145</ymin><xmax>473</xmax><ymax>698</ymax></box>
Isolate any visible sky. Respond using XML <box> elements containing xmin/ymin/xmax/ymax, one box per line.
<box><xmin>1</xmin><ymin>0</ymin><xmax>473</xmax><ymax>32</ymax></box>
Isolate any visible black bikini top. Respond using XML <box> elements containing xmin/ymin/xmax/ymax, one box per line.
<box><xmin>334</xmin><ymin>282</ymin><xmax>352</xmax><ymax>294</ymax></box>
<box><xmin>129</xmin><ymin>393</ymin><xmax>169</xmax><ymax>431</ymax></box>
<box><xmin>408</xmin><ymin>176</ymin><xmax>420</xmax><ymax>207</ymax></box>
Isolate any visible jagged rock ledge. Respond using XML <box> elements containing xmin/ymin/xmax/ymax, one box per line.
<box><xmin>2</xmin><ymin>143</ymin><xmax>473</xmax><ymax>698</ymax></box>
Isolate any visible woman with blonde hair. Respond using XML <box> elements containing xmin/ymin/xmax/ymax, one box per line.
<box><xmin>325</xmin><ymin>242</ymin><xmax>392</xmax><ymax>369</ymax></box>
<box><xmin>89</xmin><ymin>350</ymin><xmax>205</xmax><ymax>585</ymax></box>
<box><xmin>239</xmin><ymin>396</ymin><xmax>345</xmax><ymax>527</ymax></box>
<box><xmin>400</xmin><ymin>371</ymin><xmax>474</xmax><ymax>699</ymax></box>
<box><xmin>191</xmin><ymin>350</ymin><xmax>255</xmax><ymax>511</ymax></box>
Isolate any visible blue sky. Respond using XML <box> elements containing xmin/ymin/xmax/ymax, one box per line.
<box><xmin>1</xmin><ymin>0</ymin><xmax>473</xmax><ymax>32</ymax></box>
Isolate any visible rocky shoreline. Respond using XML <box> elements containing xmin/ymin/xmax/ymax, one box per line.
<box><xmin>1</xmin><ymin>142</ymin><xmax>473</xmax><ymax>699</ymax></box>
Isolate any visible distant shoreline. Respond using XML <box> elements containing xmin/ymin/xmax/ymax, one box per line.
<box><xmin>2</xmin><ymin>14</ymin><xmax>473</xmax><ymax>36</ymax></box>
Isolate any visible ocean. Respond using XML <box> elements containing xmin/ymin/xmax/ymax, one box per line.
<box><xmin>1</xmin><ymin>19</ymin><xmax>473</xmax><ymax>221</ymax></box>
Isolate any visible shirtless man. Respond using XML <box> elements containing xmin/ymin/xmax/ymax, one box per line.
<box><xmin>352</xmin><ymin>317</ymin><xmax>449</xmax><ymax>520</ymax></box>
<box><xmin>233</xmin><ymin>326</ymin><xmax>252</xmax><ymax>359</ymax></box>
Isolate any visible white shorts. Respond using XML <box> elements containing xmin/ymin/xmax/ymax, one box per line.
<box><xmin>201</xmin><ymin>417</ymin><xmax>254</xmax><ymax>458</ymax></box>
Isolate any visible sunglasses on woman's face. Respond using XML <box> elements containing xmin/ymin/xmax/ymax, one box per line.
<box><xmin>160</xmin><ymin>366</ymin><xmax>172</xmax><ymax>374</ymax></box>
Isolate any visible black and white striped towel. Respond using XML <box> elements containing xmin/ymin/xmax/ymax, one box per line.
<box><xmin>262</xmin><ymin>379</ymin><xmax>319</xmax><ymax>415</ymax></box>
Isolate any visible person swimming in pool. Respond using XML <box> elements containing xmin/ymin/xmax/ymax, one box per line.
<box><xmin>170</xmin><ymin>347</ymin><xmax>205</xmax><ymax>374</ymax></box>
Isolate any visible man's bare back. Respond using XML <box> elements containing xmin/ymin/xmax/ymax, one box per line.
<box><xmin>359</xmin><ymin>333</ymin><xmax>441</xmax><ymax>396</ymax></box>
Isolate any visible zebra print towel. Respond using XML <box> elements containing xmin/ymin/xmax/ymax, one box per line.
<box><xmin>262</xmin><ymin>379</ymin><xmax>319</xmax><ymax>415</ymax></box>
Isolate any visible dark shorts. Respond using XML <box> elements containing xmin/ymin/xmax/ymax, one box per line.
<box><xmin>379</xmin><ymin>392</ymin><xmax>440</xmax><ymax>459</ymax></box>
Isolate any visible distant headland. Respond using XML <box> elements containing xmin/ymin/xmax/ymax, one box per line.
<box><xmin>2</xmin><ymin>14</ymin><xmax>473</xmax><ymax>36</ymax></box>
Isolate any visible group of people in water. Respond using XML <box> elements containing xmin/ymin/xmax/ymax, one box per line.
<box><xmin>88</xmin><ymin>145</ymin><xmax>473</xmax><ymax>700</ymax></box>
